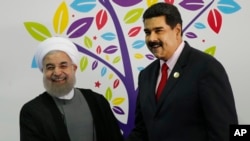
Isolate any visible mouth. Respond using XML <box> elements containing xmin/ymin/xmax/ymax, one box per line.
<box><xmin>51</xmin><ymin>76</ymin><xmax>66</xmax><ymax>83</ymax></box>
<box><xmin>148</xmin><ymin>42</ymin><xmax>162</xmax><ymax>48</ymax></box>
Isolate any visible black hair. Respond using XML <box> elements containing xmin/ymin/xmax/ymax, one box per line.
<box><xmin>143</xmin><ymin>2</ymin><xmax>183</xmax><ymax>31</ymax></box>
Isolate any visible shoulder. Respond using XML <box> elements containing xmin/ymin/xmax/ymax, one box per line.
<box><xmin>20</xmin><ymin>92</ymin><xmax>52</xmax><ymax>111</ymax></box>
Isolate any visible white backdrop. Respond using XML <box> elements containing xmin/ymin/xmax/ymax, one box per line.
<box><xmin>0</xmin><ymin>0</ymin><xmax>249</xmax><ymax>140</ymax></box>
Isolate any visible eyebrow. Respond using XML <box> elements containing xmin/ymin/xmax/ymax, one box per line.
<box><xmin>45</xmin><ymin>61</ymin><xmax>68</xmax><ymax>67</ymax></box>
<box><xmin>144</xmin><ymin>26</ymin><xmax>164</xmax><ymax>32</ymax></box>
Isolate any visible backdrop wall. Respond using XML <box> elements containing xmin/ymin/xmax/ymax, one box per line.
<box><xmin>0</xmin><ymin>0</ymin><xmax>249</xmax><ymax>140</ymax></box>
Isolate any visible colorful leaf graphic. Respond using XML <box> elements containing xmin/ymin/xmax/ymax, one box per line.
<box><xmin>66</xmin><ymin>17</ymin><xmax>93</xmax><ymax>38</ymax></box>
<box><xmin>101</xmin><ymin>32</ymin><xmax>116</xmax><ymax>41</ymax></box>
<box><xmin>96</xmin><ymin>9</ymin><xmax>108</xmax><ymax>30</ymax></box>
<box><xmin>24</xmin><ymin>22</ymin><xmax>52</xmax><ymax>41</ymax></box>
<box><xmin>137</xmin><ymin>67</ymin><xmax>145</xmax><ymax>71</ymax></box>
<box><xmin>185</xmin><ymin>32</ymin><xmax>198</xmax><ymax>38</ymax></box>
<box><xmin>204</xmin><ymin>46</ymin><xmax>216</xmax><ymax>56</ymax></box>
<box><xmin>96</xmin><ymin>45</ymin><xmax>102</xmax><ymax>54</ymax></box>
<box><xmin>132</xmin><ymin>40</ymin><xmax>145</xmax><ymax>49</ymax></box>
<box><xmin>105</xmin><ymin>87</ymin><xmax>112</xmax><ymax>101</ymax></box>
<box><xmin>165</xmin><ymin>0</ymin><xmax>175</xmax><ymax>4</ymax></box>
<box><xmin>84</xmin><ymin>36</ymin><xmax>93</xmax><ymax>48</ymax></box>
<box><xmin>105</xmin><ymin>55</ymin><xmax>110</xmax><ymax>61</ymax></box>
<box><xmin>123</xmin><ymin>8</ymin><xmax>144</xmax><ymax>24</ymax></box>
<box><xmin>179</xmin><ymin>0</ymin><xmax>205</xmax><ymax>11</ymax></box>
<box><xmin>145</xmin><ymin>54</ymin><xmax>155</xmax><ymax>60</ymax></box>
<box><xmin>92</xmin><ymin>60</ymin><xmax>98</xmax><ymax>70</ymax></box>
<box><xmin>207</xmin><ymin>9</ymin><xmax>222</xmax><ymax>34</ymax></box>
<box><xmin>103</xmin><ymin>45</ymin><xmax>118</xmax><ymax>54</ymax></box>
<box><xmin>217</xmin><ymin>0</ymin><xmax>241</xmax><ymax>14</ymax></box>
<box><xmin>112</xmin><ymin>98</ymin><xmax>125</xmax><ymax>105</ymax></box>
<box><xmin>112</xmin><ymin>106</ymin><xmax>125</xmax><ymax>115</ymax></box>
<box><xmin>70</xmin><ymin>0</ymin><xmax>96</xmax><ymax>12</ymax></box>
<box><xmin>147</xmin><ymin>0</ymin><xmax>158</xmax><ymax>7</ymax></box>
<box><xmin>134</xmin><ymin>53</ymin><xmax>144</xmax><ymax>59</ymax></box>
<box><xmin>113</xmin><ymin>79</ymin><xmax>120</xmax><ymax>89</ymax></box>
<box><xmin>194</xmin><ymin>22</ymin><xmax>206</xmax><ymax>29</ymax></box>
<box><xmin>101</xmin><ymin>67</ymin><xmax>107</xmax><ymax>77</ymax></box>
<box><xmin>112</xmin><ymin>56</ymin><xmax>121</xmax><ymax>64</ymax></box>
<box><xmin>113</xmin><ymin>0</ymin><xmax>142</xmax><ymax>7</ymax></box>
<box><xmin>128</xmin><ymin>26</ymin><xmax>141</xmax><ymax>37</ymax></box>
<box><xmin>80</xmin><ymin>56</ymin><xmax>88</xmax><ymax>72</ymax></box>
<box><xmin>53</xmin><ymin>2</ymin><xmax>69</xmax><ymax>34</ymax></box>
<box><xmin>31</xmin><ymin>57</ymin><xmax>37</xmax><ymax>68</ymax></box>
<box><xmin>109</xmin><ymin>73</ymin><xmax>113</xmax><ymax>80</ymax></box>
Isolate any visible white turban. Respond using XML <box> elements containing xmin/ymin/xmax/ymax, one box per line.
<box><xmin>34</xmin><ymin>37</ymin><xmax>79</xmax><ymax>72</ymax></box>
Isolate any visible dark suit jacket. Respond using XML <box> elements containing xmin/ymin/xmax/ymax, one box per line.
<box><xmin>20</xmin><ymin>88</ymin><xmax>123</xmax><ymax>141</ymax></box>
<box><xmin>127</xmin><ymin>41</ymin><xmax>238</xmax><ymax>141</ymax></box>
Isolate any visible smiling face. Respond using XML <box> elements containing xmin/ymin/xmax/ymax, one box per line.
<box><xmin>42</xmin><ymin>50</ymin><xmax>77</xmax><ymax>97</ymax></box>
<box><xmin>144</xmin><ymin>15</ymin><xmax>182</xmax><ymax>61</ymax></box>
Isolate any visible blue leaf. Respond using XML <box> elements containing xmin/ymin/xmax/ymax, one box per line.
<box><xmin>31</xmin><ymin>56</ymin><xmax>37</xmax><ymax>68</ymax></box>
<box><xmin>101</xmin><ymin>67</ymin><xmax>107</xmax><ymax>77</ymax></box>
<box><xmin>217</xmin><ymin>0</ymin><xmax>241</xmax><ymax>14</ymax></box>
<box><xmin>132</xmin><ymin>40</ymin><xmax>145</xmax><ymax>49</ymax></box>
<box><xmin>137</xmin><ymin>67</ymin><xmax>144</xmax><ymax>71</ymax></box>
<box><xmin>70</xmin><ymin>0</ymin><xmax>96</xmax><ymax>13</ymax></box>
<box><xmin>101</xmin><ymin>32</ymin><xmax>116</xmax><ymax>41</ymax></box>
<box><xmin>194</xmin><ymin>22</ymin><xmax>206</xmax><ymax>29</ymax></box>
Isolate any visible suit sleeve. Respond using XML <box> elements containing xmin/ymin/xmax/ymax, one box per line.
<box><xmin>19</xmin><ymin>104</ymin><xmax>45</xmax><ymax>141</ymax></box>
<box><xmin>126</xmin><ymin>71</ymin><xmax>149</xmax><ymax>141</ymax></box>
<box><xmin>199</xmin><ymin>59</ymin><xmax>238</xmax><ymax>141</ymax></box>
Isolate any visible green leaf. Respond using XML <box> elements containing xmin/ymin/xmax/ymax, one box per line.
<box><xmin>123</xmin><ymin>8</ymin><xmax>144</xmax><ymax>24</ymax></box>
<box><xmin>112</xmin><ymin>56</ymin><xmax>121</xmax><ymax>64</ymax></box>
<box><xmin>105</xmin><ymin>87</ymin><xmax>112</xmax><ymax>101</ymax></box>
<box><xmin>84</xmin><ymin>36</ymin><xmax>93</xmax><ymax>48</ymax></box>
<box><xmin>204</xmin><ymin>46</ymin><xmax>216</xmax><ymax>56</ymax></box>
<box><xmin>24</xmin><ymin>22</ymin><xmax>52</xmax><ymax>41</ymax></box>
<box><xmin>80</xmin><ymin>56</ymin><xmax>88</xmax><ymax>72</ymax></box>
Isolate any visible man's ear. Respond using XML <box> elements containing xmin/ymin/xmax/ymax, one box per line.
<box><xmin>73</xmin><ymin>64</ymin><xmax>77</xmax><ymax>71</ymax></box>
<box><xmin>175</xmin><ymin>23</ymin><xmax>182</xmax><ymax>36</ymax></box>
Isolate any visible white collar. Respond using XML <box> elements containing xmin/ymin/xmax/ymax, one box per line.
<box><xmin>57</xmin><ymin>88</ymin><xmax>74</xmax><ymax>100</ymax></box>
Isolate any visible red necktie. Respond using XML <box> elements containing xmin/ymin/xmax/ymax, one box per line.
<box><xmin>156</xmin><ymin>63</ymin><xmax>168</xmax><ymax>101</ymax></box>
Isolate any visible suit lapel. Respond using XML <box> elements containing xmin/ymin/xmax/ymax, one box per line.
<box><xmin>155</xmin><ymin>42</ymin><xmax>191</xmax><ymax>113</ymax></box>
<box><xmin>42</xmin><ymin>93</ymin><xmax>70</xmax><ymax>141</ymax></box>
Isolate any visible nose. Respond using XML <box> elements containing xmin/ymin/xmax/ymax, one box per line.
<box><xmin>53</xmin><ymin>67</ymin><xmax>63</xmax><ymax>76</ymax></box>
<box><xmin>147</xmin><ymin>32</ymin><xmax>157</xmax><ymax>42</ymax></box>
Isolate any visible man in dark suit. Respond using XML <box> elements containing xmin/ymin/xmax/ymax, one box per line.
<box><xmin>126</xmin><ymin>2</ymin><xmax>238</xmax><ymax>141</ymax></box>
<box><xmin>19</xmin><ymin>37</ymin><xmax>123</xmax><ymax>141</ymax></box>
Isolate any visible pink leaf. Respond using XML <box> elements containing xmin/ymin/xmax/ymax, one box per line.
<box><xmin>96</xmin><ymin>45</ymin><xmax>102</xmax><ymax>54</ymax></box>
<box><xmin>165</xmin><ymin>0</ymin><xmax>174</xmax><ymax>4</ymax></box>
<box><xmin>113</xmin><ymin>79</ymin><xmax>120</xmax><ymax>89</ymax></box>
<box><xmin>207</xmin><ymin>9</ymin><xmax>222</xmax><ymax>34</ymax></box>
<box><xmin>128</xmin><ymin>26</ymin><xmax>141</xmax><ymax>37</ymax></box>
<box><xmin>96</xmin><ymin>9</ymin><xmax>108</xmax><ymax>30</ymax></box>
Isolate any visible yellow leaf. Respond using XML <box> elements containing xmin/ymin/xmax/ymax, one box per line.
<box><xmin>53</xmin><ymin>2</ymin><xmax>69</xmax><ymax>34</ymax></box>
<box><xmin>134</xmin><ymin>53</ymin><xmax>144</xmax><ymax>59</ymax></box>
<box><xmin>109</xmin><ymin>73</ymin><xmax>113</xmax><ymax>80</ymax></box>
<box><xmin>112</xmin><ymin>98</ymin><xmax>125</xmax><ymax>105</ymax></box>
<box><xmin>147</xmin><ymin>0</ymin><xmax>158</xmax><ymax>7</ymax></box>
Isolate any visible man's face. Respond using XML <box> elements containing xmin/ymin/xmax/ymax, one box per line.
<box><xmin>144</xmin><ymin>15</ymin><xmax>182</xmax><ymax>61</ymax></box>
<box><xmin>42</xmin><ymin>51</ymin><xmax>77</xmax><ymax>97</ymax></box>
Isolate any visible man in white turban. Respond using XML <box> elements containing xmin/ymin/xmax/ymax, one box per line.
<box><xmin>20</xmin><ymin>37</ymin><xmax>123</xmax><ymax>141</ymax></box>
<box><xmin>34</xmin><ymin>36</ymin><xmax>79</xmax><ymax>72</ymax></box>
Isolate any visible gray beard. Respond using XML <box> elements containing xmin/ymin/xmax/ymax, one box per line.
<box><xmin>43</xmin><ymin>75</ymin><xmax>76</xmax><ymax>97</ymax></box>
